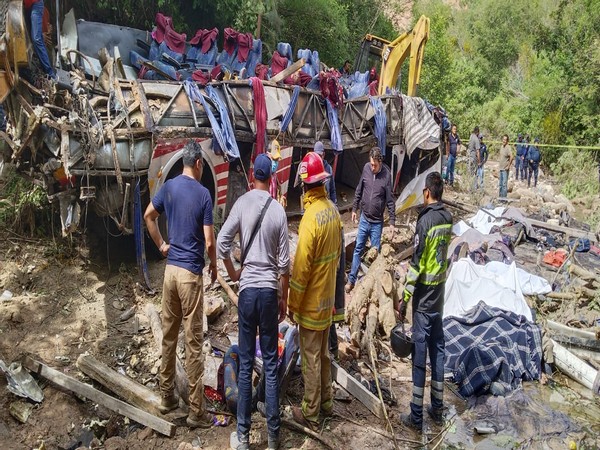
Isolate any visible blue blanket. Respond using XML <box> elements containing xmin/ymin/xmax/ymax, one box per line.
<box><xmin>444</xmin><ymin>301</ymin><xmax>542</xmax><ymax>397</ymax></box>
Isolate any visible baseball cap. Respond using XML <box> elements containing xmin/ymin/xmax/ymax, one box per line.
<box><xmin>253</xmin><ymin>153</ymin><xmax>272</xmax><ymax>181</ymax></box>
<box><xmin>314</xmin><ymin>141</ymin><xmax>324</xmax><ymax>155</ymax></box>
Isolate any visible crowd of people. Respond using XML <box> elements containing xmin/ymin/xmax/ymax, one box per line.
<box><xmin>144</xmin><ymin>139</ymin><xmax>452</xmax><ymax>448</ymax></box>
<box><xmin>444</xmin><ymin>125</ymin><xmax>543</xmax><ymax>196</ymax></box>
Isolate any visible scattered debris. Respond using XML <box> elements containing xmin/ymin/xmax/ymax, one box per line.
<box><xmin>9</xmin><ymin>401</ymin><xmax>34</xmax><ymax>424</ymax></box>
<box><xmin>0</xmin><ymin>360</ymin><xmax>44</xmax><ymax>402</ymax></box>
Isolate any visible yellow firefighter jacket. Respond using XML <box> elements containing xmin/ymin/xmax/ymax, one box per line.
<box><xmin>289</xmin><ymin>186</ymin><xmax>342</xmax><ymax>330</ymax></box>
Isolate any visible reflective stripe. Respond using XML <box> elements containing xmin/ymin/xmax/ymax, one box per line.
<box><xmin>431</xmin><ymin>380</ymin><xmax>444</xmax><ymax>390</ymax></box>
<box><xmin>293</xmin><ymin>312</ymin><xmax>332</xmax><ymax>331</ymax></box>
<box><xmin>422</xmin><ymin>272</ymin><xmax>447</xmax><ymax>285</ymax></box>
<box><xmin>314</xmin><ymin>251</ymin><xmax>339</xmax><ymax>265</ymax></box>
<box><xmin>413</xmin><ymin>386</ymin><xmax>424</xmax><ymax>396</ymax></box>
<box><xmin>321</xmin><ymin>398</ymin><xmax>333</xmax><ymax>411</ymax></box>
<box><xmin>405</xmin><ymin>284</ymin><xmax>415</xmax><ymax>295</ymax></box>
<box><xmin>407</xmin><ymin>266</ymin><xmax>420</xmax><ymax>283</ymax></box>
<box><xmin>301</xmin><ymin>400</ymin><xmax>319</xmax><ymax>423</ymax></box>
<box><xmin>432</xmin><ymin>389</ymin><xmax>444</xmax><ymax>400</ymax></box>
<box><xmin>332</xmin><ymin>312</ymin><xmax>345</xmax><ymax>322</ymax></box>
<box><xmin>411</xmin><ymin>395</ymin><xmax>424</xmax><ymax>406</ymax></box>
<box><xmin>290</xmin><ymin>279</ymin><xmax>306</xmax><ymax>292</ymax></box>
<box><xmin>427</xmin><ymin>224</ymin><xmax>452</xmax><ymax>239</ymax></box>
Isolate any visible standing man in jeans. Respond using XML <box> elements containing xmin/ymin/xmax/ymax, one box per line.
<box><xmin>289</xmin><ymin>152</ymin><xmax>341</xmax><ymax>431</ymax></box>
<box><xmin>345</xmin><ymin>147</ymin><xmax>395</xmax><ymax>293</ymax></box>
<box><xmin>144</xmin><ymin>140</ymin><xmax>217</xmax><ymax>428</ymax></box>
<box><xmin>515</xmin><ymin>134</ymin><xmax>525</xmax><ymax>180</ymax></box>
<box><xmin>498</xmin><ymin>134</ymin><xmax>514</xmax><ymax>198</ymax></box>
<box><xmin>24</xmin><ymin>0</ymin><xmax>56</xmax><ymax>78</ymax></box>
<box><xmin>467</xmin><ymin>126</ymin><xmax>480</xmax><ymax>189</ymax></box>
<box><xmin>475</xmin><ymin>134</ymin><xmax>488</xmax><ymax>190</ymax></box>
<box><xmin>218</xmin><ymin>153</ymin><xmax>290</xmax><ymax>450</ymax></box>
<box><xmin>445</xmin><ymin>124</ymin><xmax>461</xmax><ymax>186</ymax></box>
<box><xmin>399</xmin><ymin>172</ymin><xmax>452</xmax><ymax>431</ymax></box>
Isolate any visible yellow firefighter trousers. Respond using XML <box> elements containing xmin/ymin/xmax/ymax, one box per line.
<box><xmin>299</xmin><ymin>325</ymin><xmax>333</xmax><ymax>423</ymax></box>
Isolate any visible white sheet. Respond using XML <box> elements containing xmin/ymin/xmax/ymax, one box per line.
<box><xmin>484</xmin><ymin>261</ymin><xmax>551</xmax><ymax>296</ymax></box>
<box><xmin>452</xmin><ymin>220</ymin><xmax>472</xmax><ymax>237</ymax></box>
<box><xmin>444</xmin><ymin>258</ymin><xmax>534</xmax><ymax>322</ymax></box>
<box><xmin>467</xmin><ymin>207</ymin><xmax>507</xmax><ymax>235</ymax></box>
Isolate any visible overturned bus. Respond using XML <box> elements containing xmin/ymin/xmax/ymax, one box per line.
<box><xmin>0</xmin><ymin>3</ymin><xmax>444</xmax><ymax>284</ymax></box>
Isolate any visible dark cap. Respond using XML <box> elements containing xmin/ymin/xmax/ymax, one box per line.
<box><xmin>253</xmin><ymin>153</ymin><xmax>272</xmax><ymax>181</ymax></box>
<box><xmin>534</xmin><ymin>137</ymin><xmax>540</xmax><ymax>143</ymax></box>
<box><xmin>314</xmin><ymin>141</ymin><xmax>324</xmax><ymax>155</ymax></box>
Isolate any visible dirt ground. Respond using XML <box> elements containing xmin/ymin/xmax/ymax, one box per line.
<box><xmin>1</xmin><ymin>160</ymin><xmax>600</xmax><ymax>449</ymax></box>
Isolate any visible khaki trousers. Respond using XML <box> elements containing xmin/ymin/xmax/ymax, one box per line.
<box><xmin>299</xmin><ymin>326</ymin><xmax>332</xmax><ymax>423</ymax></box>
<box><xmin>159</xmin><ymin>264</ymin><xmax>205</xmax><ymax>415</ymax></box>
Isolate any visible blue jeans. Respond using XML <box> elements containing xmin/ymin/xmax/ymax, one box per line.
<box><xmin>515</xmin><ymin>156</ymin><xmax>522</xmax><ymax>180</ymax></box>
<box><xmin>446</xmin><ymin>154</ymin><xmax>456</xmax><ymax>185</ymax></box>
<box><xmin>528</xmin><ymin>162</ymin><xmax>539</xmax><ymax>187</ymax></box>
<box><xmin>499</xmin><ymin>169</ymin><xmax>508</xmax><ymax>198</ymax></box>
<box><xmin>476</xmin><ymin>165</ymin><xmax>484</xmax><ymax>189</ymax></box>
<box><xmin>348</xmin><ymin>214</ymin><xmax>383</xmax><ymax>284</ymax></box>
<box><xmin>237</xmin><ymin>287</ymin><xmax>280</xmax><ymax>440</ymax></box>
<box><xmin>29</xmin><ymin>1</ymin><xmax>54</xmax><ymax>77</ymax></box>
<box><xmin>410</xmin><ymin>310</ymin><xmax>444</xmax><ymax>424</ymax></box>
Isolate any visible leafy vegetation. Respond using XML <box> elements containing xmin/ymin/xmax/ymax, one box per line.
<box><xmin>61</xmin><ymin>0</ymin><xmax>600</xmax><ymax>196</ymax></box>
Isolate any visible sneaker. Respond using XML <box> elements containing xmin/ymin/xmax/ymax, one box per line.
<box><xmin>267</xmin><ymin>433</ymin><xmax>280</xmax><ymax>450</ymax></box>
<box><xmin>230</xmin><ymin>431</ymin><xmax>250</xmax><ymax>450</ymax></box>
<box><xmin>187</xmin><ymin>411</ymin><xmax>213</xmax><ymax>429</ymax></box>
<box><xmin>344</xmin><ymin>282</ymin><xmax>354</xmax><ymax>293</ymax></box>
<box><xmin>400</xmin><ymin>413</ymin><xmax>422</xmax><ymax>432</ymax></box>
<box><xmin>426</xmin><ymin>406</ymin><xmax>444</xmax><ymax>425</ymax></box>
<box><xmin>291</xmin><ymin>406</ymin><xmax>319</xmax><ymax>432</ymax></box>
<box><xmin>158</xmin><ymin>393</ymin><xmax>178</xmax><ymax>414</ymax></box>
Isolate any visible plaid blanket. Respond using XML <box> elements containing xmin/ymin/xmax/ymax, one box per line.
<box><xmin>444</xmin><ymin>301</ymin><xmax>542</xmax><ymax>397</ymax></box>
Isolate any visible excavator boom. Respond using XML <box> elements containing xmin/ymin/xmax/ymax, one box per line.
<box><xmin>359</xmin><ymin>15</ymin><xmax>430</xmax><ymax>96</ymax></box>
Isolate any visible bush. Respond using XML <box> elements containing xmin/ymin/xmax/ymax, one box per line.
<box><xmin>550</xmin><ymin>149</ymin><xmax>599</xmax><ymax>199</ymax></box>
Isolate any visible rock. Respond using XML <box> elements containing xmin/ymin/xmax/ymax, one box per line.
<box><xmin>129</xmin><ymin>354</ymin><xmax>139</xmax><ymax>369</ymax></box>
<box><xmin>176</xmin><ymin>443</ymin><xmax>194</xmax><ymax>450</ymax></box>
<box><xmin>339</xmin><ymin>342</ymin><xmax>360</xmax><ymax>359</ymax></box>
<box><xmin>204</xmin><ymin>296</ymin><xmax>225</xmax><ymax>323</ymax></box>
<box><xmin>365</xmin><ymin>247</ymin><xmax>378</xmax><ymax>263</ymax></box>
<box><xmin>0</xmin><ymin>290</ymin><xmax>13</xmax><ymax>301</ymax></box>
<box><xmin>202</xmin><ymin>354</ymin><xmax>221</xmax><ymax>389</ymax></box>
<box><xmin>104</xmin><ymin>437</ymin><xmax>127</xmax><ymax>450</ymax></box>
<box><xmin>9</xmin><ymin>401</ymin><xmax>33</xmax><ymax>423</ymax></box>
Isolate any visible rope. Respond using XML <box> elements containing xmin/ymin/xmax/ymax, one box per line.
<box><xmin>486</xmin><ymin>140</ymin><xmax>600</xmax><ymax>151</ymax></box>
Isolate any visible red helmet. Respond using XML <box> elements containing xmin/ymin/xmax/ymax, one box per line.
<box><xmin>298</xmin><ymin>152</ymin><xmax>330</xmax><ymax>184</ymax></box>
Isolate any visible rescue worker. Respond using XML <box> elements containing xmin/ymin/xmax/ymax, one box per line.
<box><xmin>218</xmin><ymin>153</ymin><xmax>290</xmax><ymax>450</ymax></box>
<box><xmin>498</xmin><ymin>134</ymin><xmax>514</xmax><ymax>198</ymax></box>
<box><xmin>515</xmin><ymin>134</ymin><xmax>525</xmax><ymax>181</ymax></box>
<box><xmin>289</xmin><ymin>152</ymin><xmax>342</xmax><ymax>432</ymax></box>
<box><xmin>399</xmin><ymin>171</ymin><xmax>452</xmax><ymax>431</ymax></box>
<box><xmin>313</xmin><ymin>141</ymin><xmax>345</xmax><ymax>358</ymax></box>
<box><xmin>527</xmin><ymin>137</ymin><xmax>542</xmax><ymax>188</ymax></box>
<box><xmin>445</xmin><ymin>124</ymin><xmax>461</xmax><ymax>186</ymax></box>
<box><xmin>467</xmin><ymin>126</ymin><xmax>480</xmax><ymax>188</ymax></box>
<box><xmin>346</xmin><ymin>147</ymin><xmax>395</xmax><ymax>293</ymax></box>
<box><xmin>475</xmin><ymin>134</ymin><xmax>488</xmax><ymax>190</ymax></box>
<box><xmin>144</xmin><ymin>140</ymin><xmax>217</xmax><ymax>428</ymax></box>
<box><xmin>339</xmin><ymin>60</ymin><xmax>352</xmax><ymax>76</ymax></box>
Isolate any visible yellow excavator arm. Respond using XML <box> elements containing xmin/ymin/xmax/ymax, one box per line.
<box><xmin>357</xmin><ymin>15</ymin><xmax>430</xmax><ymax>97</ymax></box>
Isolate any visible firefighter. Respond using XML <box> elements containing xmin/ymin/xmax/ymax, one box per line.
<box><xmin>289</xmin><ymin>152</ymin><xmax>342</xmax><ymax>432</ymax></box>
<box><xmin>399</xmin><ymin>171</ymin><xmax>452</xmax><ymax>431</ymax></box>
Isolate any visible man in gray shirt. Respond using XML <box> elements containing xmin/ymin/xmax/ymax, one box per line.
<box><xmin>217</xmin><ymin>153</ymin><xmax>290</xmax><ymax>450</ymax></box>
<box><xmin>467</xmin><ymin>126</ymin><xmax>481</xmax><ymax>188</ymax></box>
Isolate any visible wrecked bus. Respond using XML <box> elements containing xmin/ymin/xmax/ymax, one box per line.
<box><xmin>0</xmin><ymin>3</ymin><xmax>443</xmax><ymax>284</ymax></box>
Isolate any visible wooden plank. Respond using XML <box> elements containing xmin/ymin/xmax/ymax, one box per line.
<box><xmin>551</xmin><ymin>334</ymin><xmax>600</xmax><ymax>352</ymax></box>
<box><xmin>76</xmin><ymin>354</ymin><xmax>163</xmax><ymax>417</ymax></box>
<box><xmin>528</xmin><ymin>218</ymin><xmax>597</xmax><ymax>242</ymax></box>
<box><xmin>22</xmin><ymin>356</ymin><xmax>176</xmax><ymax>437</ymax></box>
<box><xmin>551</xmin><ymin>340</ymin><xmax>600</xmax><ymax>395</ymax></box>
<box><xmin>217</xmin><ymin>273</ymin><xmax>239</xmax><ymax>307</ymax></box>
<box><xmin>331</xmin><ymin>360</ymin><xmax>384</xmax><ymax>419</ymax></box>
<box><xmin>270</xmin><ymin>58</ymin><xmax>306</xmax><ymax>83</ymax></box>
<box><xmin>546</xmin><ymin>320</ymin><xmax>598</xmax><ymax>341</ymax></box>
